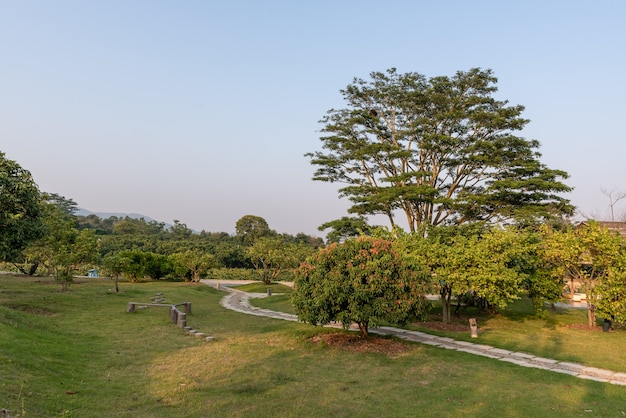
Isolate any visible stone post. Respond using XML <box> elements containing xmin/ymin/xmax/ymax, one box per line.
<box><xmin>469</xmin><ymin>318</ymin><xmax>478</xmax><ymax>338</ymax></box>
<box><xmin>177</xmin><ymin>312</ymin><xmax>187</xmax><ymax>328</ymax></box>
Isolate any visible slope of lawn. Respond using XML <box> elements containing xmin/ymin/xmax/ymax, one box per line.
<box><xmin>253</xmin><ymin>292</ymin><xmax>626</xmax><ymax>373</ymax></box>
<box><xmin>1</xmin><ymin>274</ymin><xmax>625</xmax><ymax>417</ymax></box>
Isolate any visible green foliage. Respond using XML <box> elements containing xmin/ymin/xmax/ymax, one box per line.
<box><xmin>235</xmin><ymin>214</ymin><xmax>271</xmax><ymax>245</ymax></box>
<box><xmin>293</xmin><ymin>236</ymin><xmax>431</xmax><ymax>336</ymax></box>
<box><xmin>308</xmin><ymin>68</ymin><xmax>573</xmax><ymax>234</ymax></box>
<box><xmin>23</xmin><ymin>201</ymin><xmax>98</xmax><ymax>287</ymax></box>
<box><xmin>143</xmin><ymin>252</ymin><xmax>175</xmax><ymax>280</ymax></box>
<box><xmin>117</xmin><ymin>249</ymin><xmax>148</xmax><ymax>282</ymax></box>
<box><xmin>204</xmin><ymin>267</ymin><xmax>257</xmax><ymax>281</ymax></box>
<box><xmin>318</xmin><ymin>215</ymin><xmax>372</xmax><ymax>243</ymax></box>
<box><xmin>170</xmin><ymin>249</ymin><xmax>217</xmax><ymax>282</ymax></box>
<box><xmin>540</xmin><ymin>221</ymin><xmax>626</xmax><ymax>327</ymax></box>
<box><xmin>0</xmin><ymin>151</ymin><xmax>44</xmax><ymax>262</ymax></box>
<box><xmin>247</xmin><ymin>237</ymin><xmax>314</xmax><ymax>285</ymax></box>
<box><xmin>398</xmin><ymin>225</ymin><xmax>530</xmax><ymax>323</ymax></box>
<box><xmin>512</xmin><ymin>231</ymin><xmax>564</xmax><ymax>314</ymax></box>
<box><xmin>596</xmin><ymin>256</ymin><xmax>626</xmax><ymax>323</ymax></box>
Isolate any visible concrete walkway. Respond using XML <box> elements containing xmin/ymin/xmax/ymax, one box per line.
<box><xmin>201</xmin><ymin>280</ymin><xmax>626</xmax><ymax>386</ymax></box>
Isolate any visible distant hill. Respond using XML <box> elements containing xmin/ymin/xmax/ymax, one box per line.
<box><xmin>75</xmin><ymin>208</ymin><xmax>160</xmax><ymax>223</ymax></box>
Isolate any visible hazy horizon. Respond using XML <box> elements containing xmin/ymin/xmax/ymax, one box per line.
<box><xmin>3</xmin><ymin>1</ymin><xmax>625</xmax><ymax>237</ymax></box>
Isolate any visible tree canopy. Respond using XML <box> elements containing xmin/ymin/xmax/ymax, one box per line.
<box><xmin>540</xmin><ymin>221</ymin><xmax>626</xmax><ymax>327</ymax></box>
<box><xmin>397</xmin><ymin>224</ymin><xmax>529</xmax><ymax>323</ymax></box>
<box><xmin>235</xmin><ymin>215</ymin><xmax>272</xmax><ymax>244</ymax></box>
<box><xmin>307</xmin><ymin>68</ymin><xmax>574</xmax><ymax>234</ymax></box>
<box><xmin>293</xmin><ymin>236</ymin><xmax>431</xmax><ymax>336</ymax></box>
<box><xmin>0</xmin><ymin>151</ymin><xmax>44</xmax><ymax>262</ymax></box>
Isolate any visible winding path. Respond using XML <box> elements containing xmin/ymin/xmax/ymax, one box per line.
<box><xmin>201</xmin><ymin>279</ymin><xmax>626</xmax><ymax>386</ymax></box>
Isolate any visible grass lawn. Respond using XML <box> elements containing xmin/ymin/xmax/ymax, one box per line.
<box><xmin>2</xmin><ymin>274</ymin><xmax>626</xmax><ymax>417</ymax></box>
<box><xmin>231</xmin><ymin>282</ymin><xmax>294</xmax><ymax>294</ymax></box>
<box><xmin>253</xmin><ymin>293</ymin><xmax>626</xmax><ymax>373</ymax></box>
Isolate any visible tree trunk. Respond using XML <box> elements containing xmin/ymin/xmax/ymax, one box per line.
<box><xmin>358</xmin><ymin>322</ymin><xmax>369</xmax><ymax>338</ymax></box>
<box><xmin>440</xmin><ymin>284</ymin><xmax>453</xmax><ymax>324</ymax></box>
<box><xmin>587</xmin><ymin>302</ymin><xmax>596</xmax><ymax>328</ymax></box>
<box><xmin>28</xmin><ymin>262</ymin><xmax>38</xmax><ymax>275</ymax></box>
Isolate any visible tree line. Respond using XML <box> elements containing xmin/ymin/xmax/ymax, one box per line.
<box><xmin>0</xmin><ymin>158</ymin><xmax>323</xmax><ymax>289</ymax></box>
<box><xmin>2</xmin><ymin>67</ymin><xmax>625</xmax><ymax>333</ymax></box>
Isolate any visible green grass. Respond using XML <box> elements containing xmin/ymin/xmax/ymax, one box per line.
<box><xmin>405</xmin><ymin>298</ymin><xmax>626</xmax><ymax>373</ymax></box>
<box><xmin>2</xmin><ymin>274</ymin><xmax>626</xmax><ymax>417</ymax></box>
<box><xmin>253</xmin><ymin>292</ymin><xmax>626</xmax><ymax>372</ymax></box>
<box><xmin>232</xmin><ymin>281</ymin><xmax>293</xmax><ymax>294</ymax></box>
<box><xmin>250</xmin><ymin>294</ymin><xmax>295</xmax><ymax>314</ymax></box>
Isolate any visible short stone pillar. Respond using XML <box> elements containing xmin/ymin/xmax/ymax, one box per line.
<box><xmin>169</xmin><ymin>306</ymin><xmax>178</xmax><ymax>324</ymax></box>
<box><xmin>469</xmin><ymin>318</ymin><xmax>478</xmax><ymax>338</ymax></box>
<box><xmin>177</xmin><ymin>312</ymin><xmax>187</xmax><ymax>328</ymax></box>
<box><xmin>267</xmin><ymin>288</ymin><xmax>272</xmax><ymax>296</ymax></box>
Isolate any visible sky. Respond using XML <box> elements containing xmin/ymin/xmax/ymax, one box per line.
<box><xmin>2</xmin><ymin>1</ymin><xmax>625</xmax><ymax>237</ymax></box>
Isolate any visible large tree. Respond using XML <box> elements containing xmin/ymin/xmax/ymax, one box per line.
<box><xmin>307</xmin><ymin>68</ymin><xmax>573</xmax><ymax>234</ymax></box>
<box><xmin>0</xmin><ymin>152</ymin><xmax>44</xmax><ymax>262</ymax></box>
<box><xmin>235</xmin><ymin>215</ymin><xmax>272</xmax><ymax>245</ymax></box>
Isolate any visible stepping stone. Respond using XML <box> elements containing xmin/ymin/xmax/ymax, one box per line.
<box><xmin>557</xmin><ymin>362</ymin><xmax>587</xmax><ymax>372</ymax></box>
<box><xmin>611</xmin><ymin>372</ymin><xmax>626</xmax><ymax>383</ymax></box>
<box><xmin>551</xmin><ymin>368</ymin><xmax>581</xmax><ymax>377</ymax></box>
<box><xmin>510</xmin><ymin>352</ymin><xmax>535</xmax><ymax>359</ymax></box>
<box><xmin>529</xmin><ymin>357</ymin><xmax>559</xmax><ymax>365</ymax></box>
<box><xmin>581</xmin><ymin>367</ymin><xmax>615</xmax><ymax>379</ymax></box>
<box><xmin>488</xmin><ymin>348</ymin><xmax>513</xmax><ymax>356</ymax></box>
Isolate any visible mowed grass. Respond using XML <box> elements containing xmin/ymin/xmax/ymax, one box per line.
<box><xmin>231</xmin><ymin>282</ymin><xmax>294</xmax><ymax>294</ymax></box>
<box><xmin>254</xmin><ymin>292</ymin><xmax>626</xmax><ymax>372</ymax></box>
<box><xmin>1</xmin><ymin>274</ymin><xmax>626</xmax><ymax>417</ymax></box>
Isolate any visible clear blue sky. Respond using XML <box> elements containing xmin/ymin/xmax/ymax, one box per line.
<box><xmin>2</xmin><ymin>1</ymin><xmax>625</xmax><ymax>236</ymax></box>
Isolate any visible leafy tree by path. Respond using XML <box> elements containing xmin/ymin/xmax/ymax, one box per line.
<box><xmin>308</xmin><ymin>68</ymin><xmax>573</xmax><ymax>234</ymax></box>
<box><xmin>0</xmin><ymin>151</ymin><xmax>44</xmax><ymax>262</ymax></box>
<box><xmin>293</xmin><ymin>236</ymin><xmax>431</xmax><ymax>337</ymax></box>
<box><xmin>540</xmin><ymin>221</ymin><xmax>625</xmax><ymax>328</ymax></box>
<box><xmin>171</xmin><ymin>249</ymin><xmax>217</xmax><ymax>282</ymax></box>
<box><xmin>512</xmin><ymin>231</ymin><xmax>564</xmax><ymax>315</ymax></box>
<box><xmin>595</xmin><ymin>256</ymin><xmax>626</xmax><ymax>324</ymax></box>
<box><xmin>247</xmin><ymin>237</ymin><xmax>313</xmax><ymax>285</ymax></box>
<box><xmin>397</xmin><ymin>225</ymin><xmax>529</xmax><ymax>323</ymax></box>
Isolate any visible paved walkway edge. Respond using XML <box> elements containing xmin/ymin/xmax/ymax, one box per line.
<box><xmin>201</xmin><ymin>280</ymin><xmax>626</xmax><ymax>386</ymax></box>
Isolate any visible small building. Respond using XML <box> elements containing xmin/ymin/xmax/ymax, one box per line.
<box><xmin>578</xmin><ymin>221</ymin><xmax>626</xmax><ymax>237</ymax></box>
<box><xmin>88</xmin><ymin>269</ymin><xmax>99</xmax><ymax>278</ymax></box>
